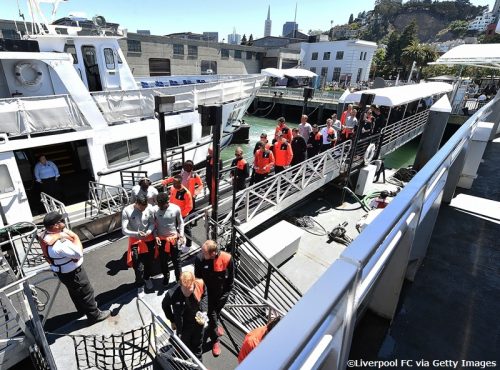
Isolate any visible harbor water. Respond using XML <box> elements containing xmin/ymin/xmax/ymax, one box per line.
<box><xmin>221</xmin><ymin>115</ymin><xmax>419</xmax><ymax>168</ymax></box>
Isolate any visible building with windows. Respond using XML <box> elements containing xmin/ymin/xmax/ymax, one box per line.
<box><xmin>468</xmin><ymin>11</ymin><xmax>496</xmax><ymax>31</ymax></box>
<box><xmin>301</xmin><ymin>39</ymin><xmax>377</xmax><ymax>84</ymax></box>
<box><xmin>264</xmin><ymin>6</ymin><xmax>272</xmax><ymax>37</ymax></box>
<box><xmin>282</xmin><ymin>21</ymin><xmax>298</xmax><ymax>37</ymax></box>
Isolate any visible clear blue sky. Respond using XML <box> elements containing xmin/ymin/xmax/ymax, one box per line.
<box><xmin>3</xmin><ymin>0</ymin><xmax>495</xmax><ymax>41</ymax></box>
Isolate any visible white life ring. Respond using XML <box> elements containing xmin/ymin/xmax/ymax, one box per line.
<box><xmin>364</xmin><ymin>143</ymin><xmax>376</xmax><ymax>165</ymax></box>
<box><xmin>15</xmin><ymin>62</ymin><xmax>43</xmax><ymax>87</ymax></box>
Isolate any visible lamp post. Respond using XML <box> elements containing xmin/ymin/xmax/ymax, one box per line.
<box><xmin>154</xmin><ymin>95</ymin><xmax>175</xmax><ymax>178</ymax></box>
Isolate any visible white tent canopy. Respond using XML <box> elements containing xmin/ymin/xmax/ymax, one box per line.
<box><xmin>261</xmin><ymin>68</ymin><xmax>317</xmax><ymax>78</ymax></box>
<box><xmin>429</xmin><ymin>44</ymin><xmax>500</xmax><ymax>70</ymax></box>
<box><xmin>340</xmin><ymin>82</ymin><xmax>453</xmax><ymax>107</ymax></box>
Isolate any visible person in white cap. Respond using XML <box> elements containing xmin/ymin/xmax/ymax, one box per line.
<box><xmin>39</xmin><ymin>211</ymin><xmax>110</xmax><ymax>323</ymax></box>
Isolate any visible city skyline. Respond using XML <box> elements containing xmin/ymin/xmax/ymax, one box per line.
<box><xmin>2</xmin><ymin>0</ymin><xmax>495</xmax><ymax>41</ymax></box>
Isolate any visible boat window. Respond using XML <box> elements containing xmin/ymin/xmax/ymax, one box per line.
<box><xmin>201</xmin><ymin>60</ymin><xmax>217</xmax><ymax>75</ymax></box>
<box><xmin>311</xmin><ymin>52</ymin><xmax>318</xmax><ymax>61</ymax></box>
<box><xmin>165</xmin><ymin>126</ymin><xmax>192</xmax><ymax>148</ymax></box>
<box><xmin>127</xmin><ymin>39</ymin><xmax>141</xmax><ymax>53</ymax></box>
<box><xmin>149</xmin><ymin>58</ymin><xmax>171</xmax><ymax>76</ymax></box>
<box><xmin>104</xmin><ymin>48</ymin><xmax>115</xmax><ymax>70</ymax></box>
<box><xmin>0</xmin><ymin>165</ymin><xmax>14</xmax><ymax>194</ymax></box>
<box><xmin>246</xmin><ymin>51</ymin><xmax>253</xmax><ymax>60</ymax></box>
<box><xmin>221</xmin><ymin>49</ymin><xmax>229</xmax><ymax>59</ymax></box>
<box><xmin>234</xmin><ymin>50</ymin><xmax>242</xmax><ymax>59</ymax></box>
<box><xmin>336</xmin><ymin>51</ymin><xmax>344</xmax><ymax>60</ymax></box>
<box><xmin>64</xmin><ymin>43</ymin><xmax>78</xmax><ymax>64</ymax></box>
<box><xmin>405</xmin><ymin>100</ymin><xmax>419</xmax><ymax>118</ymax></box>
<box><xmin>105</xmin><ymin>137</ymin><xmax>149</xmax><ymax>166</ymax></box>
<box><xmin>323</xmin><ymin>52</ymin><xmax>331</xmax><ymax>60</ymax></box>
<box><xmin>82</xmin><ymin>45</ymin><xmax>103</xmax><ymax>91</ymax></box>
<box><xmin>201</xmin><ymin>125</ymin><xmax>212</xmax><ymax>137</ymax></box>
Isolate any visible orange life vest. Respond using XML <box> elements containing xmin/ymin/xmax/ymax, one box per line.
<box><xmin>254</xmin><ymin>149</ymin><xmax>275</xmax><ymax>174</ymax></box>
<box><xmin>236</xmin><ymin>158</ymin><xmax>247</xmax><ymax>171</ymax></box>
<box><xmin>193</xmin><ymin>279</ymin><xmax>205</xmax><ymax>302</ymax></box>
<box><xmin>157</xmin><ymin>235</ymin><xmax>178</xmax><ymax>253</ymax></box>
<box><xmin>169</xmin><ymin>185</ymin><xmax>193</xmax><ymax>217</ymax></box>
<box><xmin>237</xmin><ymin>325</ymin><xmax>268</xmax><ymax>363</ymax></box>
<box><xmin>273</xmin><ymin>141</ymin><xmax>293</xmax><ymax>166</ymax></box>
<box><xmin>126</xmin><ymin>234</ymin><xmax>155</xmax><ymax>267</ymax></box>
<box><xmin>213</xmin><ymin>251</ymin><xmax>232</xmax><ymax>272</ymax></box>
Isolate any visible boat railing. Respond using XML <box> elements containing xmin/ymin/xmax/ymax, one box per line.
<box><xmin>40</xmin><ymin>191</ymin><xmax>70</xmax><ymax>224</ymax></box>
<box><xmin>257</xmin><ymin>87</ymin><xmax>344</xmax><ymax>102</ymax></box>
<box><xmin>452</xmin><ymin>97</ymin><xmax>488</xmax><ymax>115</ymax></box>
<box><xmin>238</xmin><ymin>90</ymin><xmax>499</xmax><ymax>369</ymax></box>
<box><xmin>91</xmin><ymin>75</ymin><xmax>266</xmax><ymax>125</ymax></box>
<box><xmin>86</xmin><ymin>181</ymin><xmax>130</xmax><ymax>218</ymax></box>
<box><xmin>0</xmin><ymin>270</ymin><xmax>59</xmax><ymax>369</ymax></box>
<box><xmin>380</xmin><ymin>109</ymin><xmax>430</xmax><ymax>157</ymax></box>
<box><xmin>0</xmin><ymin>94</ymin><xmax>90</xmax><ymax>137</ymax></box>
<box><xmin>218</xmin><ymin>141</ymin><xmax>352</xmax><ymax>231</ymax></box>
<box><xmin>135</xmin><ymin>298</ymin><xmax>207</xmax><ymax>370</ymax></box>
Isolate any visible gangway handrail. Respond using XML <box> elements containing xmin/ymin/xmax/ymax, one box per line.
<box><xmin>239</xmin><ymin>89</ymin><xmax>498</xmax><ymax>369</ymax></box>
<box><xmin>135</xmin><ymin>297</ymin><xmax>207</xmax><ymax>370</ymax></box>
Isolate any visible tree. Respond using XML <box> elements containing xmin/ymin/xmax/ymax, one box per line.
<box><xmin>247</xmin><ymin>34</ymin><xmax>254</xmax><ymax>46</ymax></box>
<box><xmin>371</xmin><ymin>48</ymin><xmax>386</xmax><ymax>78</ymax></box>
<box><xmin>401</xmin><ymin>41</ymin><xmax>438</xmax><ymax>80</ymax></box>
<box><xmin>385</xmin><ymin>31</ymin><xmax>401</xmax><ymax>68</ymax></box>
<box><xmin>348</xmin><ymin>14</ymin><xmax>354</xmax><ymax>24</ymax></box>
<box><xmin>240</xmin><ymin>34</ymin><xmax>247</xmax><ymax>45</ymax></box>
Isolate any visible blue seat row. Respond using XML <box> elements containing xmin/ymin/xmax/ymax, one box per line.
<box><xmin>140</xmin><ymin>79</ymin><xmax>208</xmax><ymax>89</ymax></box>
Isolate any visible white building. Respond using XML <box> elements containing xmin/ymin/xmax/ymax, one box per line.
<box><xmin>468</xmin><ymin>11</ymin><xmax>496</xmax><ymax>31</ymax></box>
<box><xmin>301</xmin><ymin>40</ymin><xmax>377</xmax><ymax>84</ymax></box>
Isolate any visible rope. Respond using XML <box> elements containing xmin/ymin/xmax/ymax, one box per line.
<box><xmin>288</xmin><ymin>216</ymin><xmax>327</xmax><ymax>236</ymax></box>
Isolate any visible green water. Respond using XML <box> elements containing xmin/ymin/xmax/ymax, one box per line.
<box><xmin>222</xmin><ymin>115</ymin><xmax>419</xmax><ymax>167</ymax></box>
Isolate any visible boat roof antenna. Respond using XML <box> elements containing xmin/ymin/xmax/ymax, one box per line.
<box><xmin>26</xmin><ymin>0</ymin><xmax>68</xmax><ymax>35</ymax></box>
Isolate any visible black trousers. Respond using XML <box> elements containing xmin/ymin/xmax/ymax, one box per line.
<box><xmin>254</xmin><ymin>172</ymin><xmax>269</xmax><ymax>184</ymax></box>
<box><xmin>180</xmin><ymin>319</ymin><xmax>205</xmax><ymax>360</ymax></box>
<box><xmin>131</xmin><ymin>241</ymin><xmax>156</xmax><ymax>287</ymax></box>
<box><xmin>274</xmin><ymin>166</ymin><xmax>285</xmax><ymax>174</ymax></box>
<box><xmin>207</xmin><ymin>291</ymin><xmax>229</xmax><ymax>343</ymax></box>
<box><xmin>57</xmin><ymin>266</ymin><xmax>99</xmax><ymax>319</ymax></box>
<box><xmin>40</xmin><ymin>177</ymin><xmax>62</xmax><ymax>200</ymax></box>
<box><xmin>159</xmin><ymin>240</ymin><xmax>181</xmax><ymax>284</ymax></box>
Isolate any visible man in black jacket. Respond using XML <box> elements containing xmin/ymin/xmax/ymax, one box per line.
<box><xmin>290</xmin><ymin>128</ymin><xmax>307</xmax><ymax>166</ymax></box>
<box><xmin>162</xmin><ymin>271</ymin><xmax>208</xmax><ymax>361</ymax></box>
<box><xmin>194</xmin><ymin>240</ymin><xmax>234</xmax><ymax>357</ymax></box>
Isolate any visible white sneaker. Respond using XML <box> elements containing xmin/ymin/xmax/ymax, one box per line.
<box><xmin>145</xmin><ymin>279</ymin><xmax>153</xmax><ymax>290</ymax></box>
<box><xmin>137</xmin><ymin>286</ymin><xmax>145</xmax><ymax>297</ymax></box>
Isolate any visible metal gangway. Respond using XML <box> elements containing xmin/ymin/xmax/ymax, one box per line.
<box><xmin>238</xmin><ymin>83</ymin><xmax>500</xmax><ymax>369</ymax></box>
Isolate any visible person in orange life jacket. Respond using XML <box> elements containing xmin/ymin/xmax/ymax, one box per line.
<box><xmin>180</xmin><ymin>160</ymin><xmax>203</xmax><ymax>210</ymax></box>
<box><xmin>40</xmin><ymin>212</ymin><xmax>110</xmax><ymax>323</ymax></box>
<box><xmin>121</xmin><ymin>195</ymin><xmax>156</xmax><ymax>294</ymax></box>
<box><xmin>253</xmin><ymin>133</ymin><xmax>271</xmax><ymax>155</ymax></box>
<box><xmin>162</xmin><ymin>271</ymin><xmax>208</xmax><ymax>361</ymax></box>
<box><xmin>165</xmin><ymin>175</ymin><xmax>194</xmax><ymax>249</ymax></box>
<box><xmin>194</xmin><ymin>240</ymin><xmax>235</xmax><ymax>357</ymax></box>
<box><xmin>131</xmin><ymin>177</ymin><xmax>158</xmax><ymax>205</ymax></box>
<box><xmin>253</xmin><ymin>141</ymin><xmax>275</xmax><ymax>183</ymax></box>
<box><xmin>290</xmin><ymin>128</ymin><xmax>307</xmax><ymax>166</ymax></box>
<box><xmin>205</xmin><ymin>146</ymin><xmax>223</xmax><ymax>205</ymax></box>
<box><xmin>230</xmin><ymin>147</ymin><xmax>249</xmax><ymax>191</ymax></box>
<box><xmin>237</xmin><ymin>316</ymin><xmax>282</xmax><ymax>363</ymax></box>
<box><xmin>274</xmin><ymin>117</ymin><xmax>292</xmax><ymax>143</ymax></box>
<box><xmin>370</xmin><ymin>190</ymin><xmax>390</xmax><ymax>209</ymax></box>
<box><xmin>273</xmin><ymin>133</ymin><xmax>293</xmax><ymax>174</ymax></box>
<box><xmin>307</xmin><ymin>124</ymin><xmax>322</xmax><ymax>158</ymax></box>
<box><xmin>154</xmin><ymin>192</ymin><xmax>184</xmax><ymax>287</ymax></box>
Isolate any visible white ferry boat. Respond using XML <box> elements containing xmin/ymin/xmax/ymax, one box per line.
<box><xmin>0</xmin><ymin>0</ymin><xmax>265</xmax><ymax>226</ymax></box>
